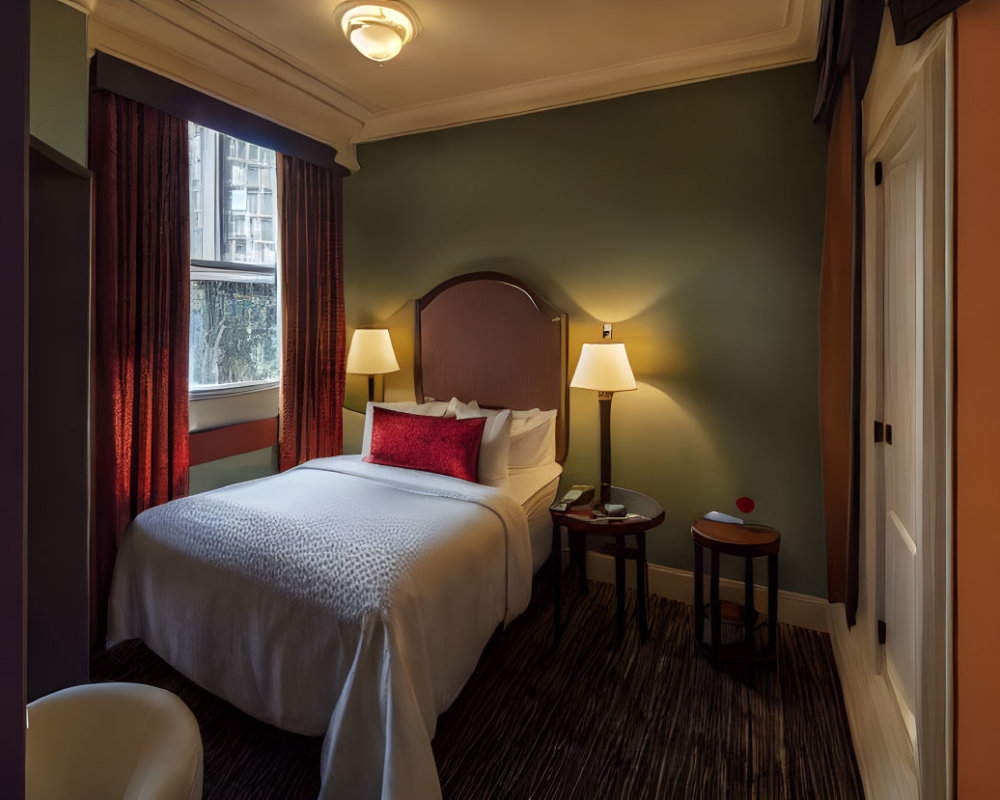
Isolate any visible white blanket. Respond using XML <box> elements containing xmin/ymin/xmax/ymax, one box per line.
<box><xmin>108</xmin><ymin>456</ymin><xmax>533</xmax><ymax>800</ymax></box>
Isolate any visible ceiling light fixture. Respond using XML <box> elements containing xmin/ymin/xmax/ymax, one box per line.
<box><xmin>334</xmin><ymin>1</ymin><xmax>421</xmax><ymax>63</ymax></box>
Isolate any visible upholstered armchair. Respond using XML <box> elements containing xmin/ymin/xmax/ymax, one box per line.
<box><xmin>26</xmin><ymin>682</ymin><xmax>203</xmax><ymax>800</ymax></box>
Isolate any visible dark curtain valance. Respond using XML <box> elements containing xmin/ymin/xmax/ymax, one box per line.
<box><xmin>90</xmin><ymin>52</ymin><xmax>346</xmax><ymax>174</ymax></box>
<box><xmin>889</xmin><ymin>0</ymin><xmax>968</xmax><ymax>44</ymax></box>
<box><xmin>813</xmin><ymin>0</ymin><xmax>882</xmax><ymax>124</ymax></box>
<box><xmin>815</xmin><ymin>0</ymin><xmax>968</xmax><ymax>121</ymax></box>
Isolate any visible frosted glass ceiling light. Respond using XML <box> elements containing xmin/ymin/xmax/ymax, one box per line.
<box><xmin>334</xmin><ymin>2</ymin><xmax>421</xmax><ymax>62</ymax></box>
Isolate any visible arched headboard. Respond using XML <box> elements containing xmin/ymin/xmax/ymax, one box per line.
<box><xmin>414</xmin><ymin>272</ymin><xmax>569</xmax><ymax>463</ymax></box>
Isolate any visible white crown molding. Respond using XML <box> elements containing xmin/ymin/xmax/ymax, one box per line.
<box><xmin>87</xmin><ymin>0</ymin><xmax>820</xmax><ymax>170</ymax></box>
<box><xmin>169</xmin><ymin>0</ymin><xmax>376</xmax><ymax>117</ymax></box>
<box><xmin>358</xmin><ymin>0</ymin><xmax>821</xmax><ymax>143</ymax></box>
<box><xmin>57</xmin><ymin>0</ymin><xmax>98</xmax><ymax>14</ymax></box>
<box><xmin>89</xmin><ymin>0</ymin><xmax>366</xmax><ymax>169</ymax></box>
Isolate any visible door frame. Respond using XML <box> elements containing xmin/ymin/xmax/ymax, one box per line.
<box><xmin>861</xmin><ymin>17</ymin><xmax>953</xmax><ymax>800</ymax></box>
<box><xmin>0</xmin><ymin>0</ymin><xmax>29</xmax><ymax>795</ymax></box>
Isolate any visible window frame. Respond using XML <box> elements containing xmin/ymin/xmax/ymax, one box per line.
<box><xmin>188</xmin><ymin>124</ymin><xmax>281</xmax><ymax>400</ymax></box>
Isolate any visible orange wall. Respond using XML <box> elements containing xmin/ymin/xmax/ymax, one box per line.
<box><xmin>955</xmin><ymin>2</ymin><xmax>1000</xmax><ymax>795</ymax></box>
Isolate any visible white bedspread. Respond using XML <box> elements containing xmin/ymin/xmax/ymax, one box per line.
<box><xmin>107</xmin><ymin>455</ymin><xmax>533</xmax><ymax>800</ymax></box>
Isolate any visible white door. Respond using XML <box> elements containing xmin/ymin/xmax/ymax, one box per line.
<box><xmin>879</xmin><ymin>130</ymin><xmax>923</xmax><ymax>745</ymax></box>
<box><xmin>860</xmin><ymin>17</ymin><xmax>952</xmax><ymax>799</ymax></box>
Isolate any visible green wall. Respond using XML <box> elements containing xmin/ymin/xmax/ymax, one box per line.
<box><xmin>189</xmin><ymin>447</ymin><xmax>278</xmax><ymax>495</ymax></box>
<box><xmin>30</xmin><ymin>0</ymin><xmax>88</xmax><ymax>166</ymax></box>
<box><xmin>343</xmin><ymin>64</ymin><xmax>829</xmax><ymax>597</ymax></box>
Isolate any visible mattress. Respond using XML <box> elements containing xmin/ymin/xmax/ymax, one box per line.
<box><xmin>495</xmin><ymin>463</ymin><xmax>563</xmax><ymax>573</ymax></box>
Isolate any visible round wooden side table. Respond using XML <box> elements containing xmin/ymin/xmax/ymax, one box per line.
<box><xmin>550</xmin><ymin>487</ymin><xmax>664</xmax><ymax>647</ymax></box>
<box><xmin>690</xmin><ymin>518</ymin><xmax>780</xmax><ymax>665</ymax></box>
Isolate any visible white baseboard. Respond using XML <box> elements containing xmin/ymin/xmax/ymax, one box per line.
<box><xmin>827</xmin><ymin>603</ymin><xmax>917</xmax><ymax>800</ymax></box>
<box><xmin>580</xmin><ymin>551</ymin><xmax>829</xmax><ymax>632</ymax></box>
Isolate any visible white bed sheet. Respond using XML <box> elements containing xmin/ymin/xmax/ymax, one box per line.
<box><xmin>108</xmin><ymin>456</ymin><xmax>533</xmax><ymax>800</ymax></box>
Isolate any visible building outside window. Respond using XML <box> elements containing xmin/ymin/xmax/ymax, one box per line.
<box><xmin>188</xmin><ymin>123</ymin><xmax>280</xmax><ymax>395</ymax></box>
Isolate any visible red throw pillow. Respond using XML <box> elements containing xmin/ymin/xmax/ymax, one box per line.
<box><xmin>364</xmin><ymin>406</ymin><xmax>486</xmax><ymax>482</ymax></box>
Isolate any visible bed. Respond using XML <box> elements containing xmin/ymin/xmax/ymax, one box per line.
<box><xmin>107</xmin><ymin>273</ymin><xmax>569</xmax><ymax>800</ymax></box>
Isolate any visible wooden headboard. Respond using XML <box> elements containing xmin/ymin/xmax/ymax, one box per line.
<box><xmin>415</xmin><ymin>272</ymin><xmax>569</xmax><ymax>463</ymax></box>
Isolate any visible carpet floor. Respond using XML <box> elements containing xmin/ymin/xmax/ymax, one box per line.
<box><xmin>91</xmin><ymin>577</ymin><xmax>863</xmax><ymax>799</ymax></box>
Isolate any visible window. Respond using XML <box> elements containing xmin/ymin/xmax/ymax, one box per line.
<box><xmin>188</xmin><ymin>123</ymin><xmax>280</xmax><ymax>396</ymax></box>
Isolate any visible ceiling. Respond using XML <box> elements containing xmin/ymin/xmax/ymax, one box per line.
<box><xmin>83</xmin><ymin>0</ymin><xmax>821</xmax><ymax>168</ymax></box>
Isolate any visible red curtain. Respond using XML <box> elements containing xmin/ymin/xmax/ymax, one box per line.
<box><xmin>818</xmin><ymin>76</ymin><xmax>855</xmax><ymax>607</ymax></box>
<box><xmin>814</xmin><ymin>0</ymin><xmax>881</xmax><ymax>624</ymax></box>
<box><xmin>89</xmin><ymin>90</ymin><xmax>190</xmax><ymax>645</ymax></box>
<box><xmin>278</xmin><ymin>153</ymin><xmax>346</xmax><ymax>470</ymax></box>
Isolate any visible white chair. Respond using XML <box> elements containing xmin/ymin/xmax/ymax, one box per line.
<box><xmin>26</xmin><ymin>682</ymin><xmax>203</xmax><ymax>800</ymax></box>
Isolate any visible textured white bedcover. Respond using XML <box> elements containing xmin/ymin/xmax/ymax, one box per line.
<box><xmin>107</xmin><ymin>455</ymin><xmax>533</xmax><ymax>800</ymax></box>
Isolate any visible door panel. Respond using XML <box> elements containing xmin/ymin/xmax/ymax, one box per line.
<box><xmin>886</xmin><ymin>510</ymin><xmax>918</xmax><ymax>739</ymax></box>
<box><xmin>882</xmin><ymin>134</ymin><xmax>922</xmax><ymax>745</ymax></box>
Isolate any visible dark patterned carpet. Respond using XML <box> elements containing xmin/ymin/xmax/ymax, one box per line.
<box><xmin>92</xmin><ymin>577</ymin><xmax>863</xmax><ymax>799</ymax></box>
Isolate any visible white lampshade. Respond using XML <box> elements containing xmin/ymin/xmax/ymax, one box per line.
<box><xmin>346</xmin><ymin>329</ymin><xmax>400</xmax><ymax>375</ymax></box>
<box><xmin>570</xmin><ymin>342</ymin><xmax>637</xmax><ymax>393</ymax></box>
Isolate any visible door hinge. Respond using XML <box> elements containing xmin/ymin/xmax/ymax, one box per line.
<box><xmin>874</xmin><ymin>420</ymin><xmax>884</xmax><ymax>443</ymax></box>
<box><xmin>878</xmin><ymin>619</ymin><xmax>887</xmax><ymax>644</ymax></box>
<box><xmin>874</xmin><ymin>161</ymin><xmax>884</xmax><ymax>186</ymax></box>
<box><xmin>885</xmin><ymin>423</ymin><xmax>893</xmax><ymax>445</ymax></box>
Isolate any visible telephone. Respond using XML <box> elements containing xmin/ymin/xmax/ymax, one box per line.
<box><xmin>550</xmin><ymin>484</ymin><xmax>594</xmax><ymax>512</ymax></box>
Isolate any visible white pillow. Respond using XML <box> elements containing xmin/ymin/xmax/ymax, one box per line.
<box><xmin>446</xmin><ymin>397</ymin><xmax>497</xmax><ymax>419</ymax></box>
<box><xmin>508</xmin><ymin>409</ymin><xmax>558</xmax><ymax>469</ymax></box>
<box><xmin>452</xmin><ymin>400</ymin><xmax>552</xmax><ymax>426</ymax></box>
<box><xmin>454</xmin><ymin>403</ymin><xmax>511</xmax><ymax>485</ymax></box>
<box><xmin>361</xmin><ymin>400</ymin><xmax>451</xmax><ymax>458</ymax></box>
<box><xmin>444</xmin><ymin>398</ymin><xmax>557</xmax><ymax>471</ymax></box>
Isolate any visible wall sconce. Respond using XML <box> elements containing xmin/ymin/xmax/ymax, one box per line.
<box><xmin>346</xmin><ymin>328</ymin><xmax>400</xmax><ymax>401</ymax></box>
<box><xmin>334</xmin><ymin>1</ymin><xmax>421</xmax><ymax>62</ymax></box>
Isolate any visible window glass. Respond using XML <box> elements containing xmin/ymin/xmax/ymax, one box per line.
<box><xmin>188</xmin><ymin>122</ymin><xmax>280</xmax><ymax>393</ymax></box>
<box><xmin>189</xmin><ymin>277</ymin><xmax>279</xmax><ymax>387</ymax></box>
<box><xmin>189</xmin><ymin>124</ymin><xmax>209</xmax><ymax>262</ymax></box>
<box><xmin>222</xmin><ymin>132</ymin><xmax>277</xmax><ymax>267</ymax></box>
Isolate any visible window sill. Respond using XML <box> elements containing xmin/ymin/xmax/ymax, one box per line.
<box><xmin>189</xmin><ymin>380</ymin><xmax>279</xmax><ymax>400</ymax></box>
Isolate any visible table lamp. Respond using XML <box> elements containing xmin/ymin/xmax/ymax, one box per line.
<box><xmin>570</xmin><ymin>342</ymin><xmax>637</xmax><ymax>504</ymax></box>
<box><xmin>346</xmin><ymin>328</ymin><xmax>400</xmax><ymax>402</ymax></box>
